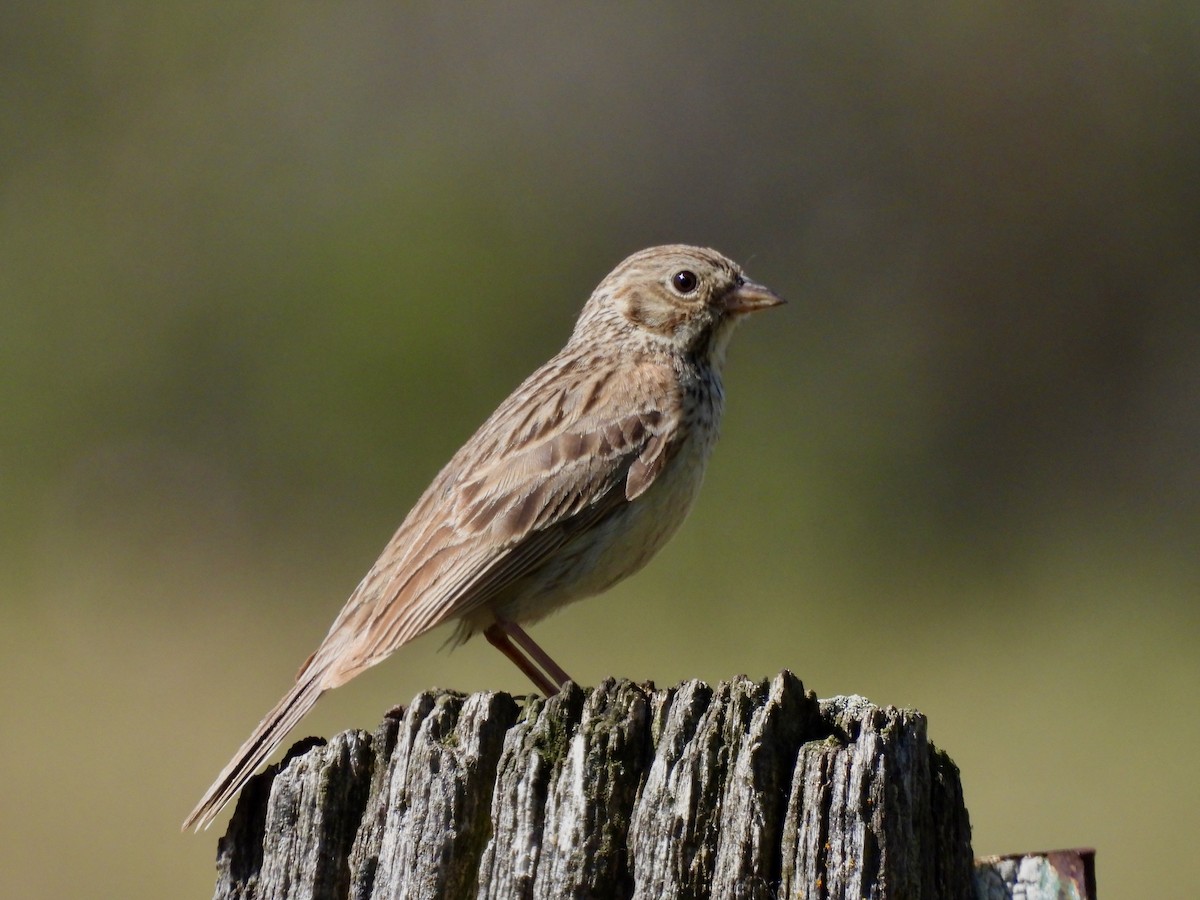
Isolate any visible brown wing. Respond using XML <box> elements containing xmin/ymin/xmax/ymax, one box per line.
<box><xmin>309</xmin><ymin>353</ymin><xmax>683</xmax><ymax>688</ymax></box>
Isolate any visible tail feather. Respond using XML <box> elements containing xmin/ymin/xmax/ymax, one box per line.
<box><xmin>182</xmin><ymin>673</ymin><xmax>326</xmax><ymax>831</ymax></box>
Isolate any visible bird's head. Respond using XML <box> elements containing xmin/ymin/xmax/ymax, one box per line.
<box><xmin>574</xmin><ymin>245</ymin><xmax>785</xmax><ymax>365</ymax></box>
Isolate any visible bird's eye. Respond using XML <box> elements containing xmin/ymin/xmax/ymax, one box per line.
<box><xmin>672</xmin><ymin>270</ymin><xmax>699</xmax><ymax>294</ymax></box>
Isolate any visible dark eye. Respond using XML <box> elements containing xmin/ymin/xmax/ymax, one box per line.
<box><xmin>672</xmin><ymin>270</ymin><xmax>699</xmax><ymax>294</ymax></box>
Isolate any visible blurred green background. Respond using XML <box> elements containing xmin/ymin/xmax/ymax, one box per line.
<box><xmin>3</xmin><ymin>4</ymin><xmax>1197</xmax><ymax>897</ymax></box>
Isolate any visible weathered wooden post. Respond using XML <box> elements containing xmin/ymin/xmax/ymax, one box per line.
<box><xmin>210</xmin><ymin>671</ymin><xmax>977</xmax><ymax>899</ymax></box>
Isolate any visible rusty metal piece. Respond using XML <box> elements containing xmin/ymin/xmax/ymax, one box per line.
<box><xmin>974</xmin><ymin>847</ymin><xmax>1097</xmax><ymax>899</ymax></box>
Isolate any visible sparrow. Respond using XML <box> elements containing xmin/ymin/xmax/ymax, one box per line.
<box><xmin>183</xmin><ymin>244</ymin><xmax>784</xmax><ymax>830</ymax></box>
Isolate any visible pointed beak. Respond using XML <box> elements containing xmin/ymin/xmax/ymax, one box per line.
<box><xmin>725</xmin><ymin>277</ymin><xmax>786</xmax><ymax>316</ymax></box>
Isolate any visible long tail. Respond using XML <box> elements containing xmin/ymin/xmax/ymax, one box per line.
<box><xmin>182</xmin><ymin>671</ymin><xmax>326</xmax><ymax>831</ymax></box>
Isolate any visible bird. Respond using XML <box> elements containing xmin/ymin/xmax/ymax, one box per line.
<box><xmin>183</xmin><ymin>244</ymin><xmax>784</xmax><ymax>830</ymax></box>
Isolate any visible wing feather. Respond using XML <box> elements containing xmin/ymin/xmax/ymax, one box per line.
<box><xmin>311</xmin><ymin>356</ymin><xmax>683</xmax><ymax>687</ymax></box>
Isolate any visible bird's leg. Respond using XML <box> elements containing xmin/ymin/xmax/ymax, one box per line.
<box><xmin>484</xmin><ymin>624</ymin><xmax>560</xmax><ymax>695</ymax></box>
<box><xmin>500</xmin><ymin>620</ymin><xmax>574</xmax><ymax>688</ymax></box>
<box><xmin>483</xmin><ymin>619</ymin><xmax>573</xmax><ymax>696</ymax></box>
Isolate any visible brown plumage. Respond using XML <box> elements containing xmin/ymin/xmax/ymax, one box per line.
<box><xmin>183</xmin><ymin>245</ymin><xmax>784</xmax><ymax>830</ymax></box>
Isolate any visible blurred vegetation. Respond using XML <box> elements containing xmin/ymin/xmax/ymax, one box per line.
<box><xmin>2</xmin><ymin>4</ymin><xmax>1197</xmax><ymax>898</ymax></box>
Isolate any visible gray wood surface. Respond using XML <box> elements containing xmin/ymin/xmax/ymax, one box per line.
<box><xmin>210</xmin><ymin>672</ymin><xmax>974</xmax><ymax>899</ymax></box>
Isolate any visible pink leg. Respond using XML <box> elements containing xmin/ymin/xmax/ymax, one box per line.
<box><xmin>500</xmin><ymin>620</ymin><xmax>573</xmax><ymax>688</ymax></box>
<box><xmin>483</xmin><ymin>618</ymin><xmax>573</xmax><ymax>695</ymax></box>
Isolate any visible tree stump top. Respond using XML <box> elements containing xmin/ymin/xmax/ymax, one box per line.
<box><xmin>211</xmin><ymin>672</ymin><xmax>974</xmax><ymax>899</ymax></box>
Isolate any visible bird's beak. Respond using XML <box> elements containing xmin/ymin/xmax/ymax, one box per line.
<box><xmin>725</xmin><ymin>278</ymin><xmax>786</xmax><ymax>316</ymax></box>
